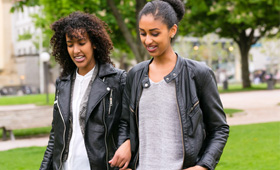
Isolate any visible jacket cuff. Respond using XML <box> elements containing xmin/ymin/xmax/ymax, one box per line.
<box><xmin>117</xmin><ymin>136</ymin><xmax>130</xmax><ymax>147</ymax></box>
<box><xmin>196</xmin><ymin>153</ymin><xmax>216</xmax><ymax>170</ymax></box>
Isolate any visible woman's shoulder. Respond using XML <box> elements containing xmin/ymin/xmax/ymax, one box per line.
<box><xmin>127</xmin><ymin>60</ymin><xmax>150</xmax><ymax>76</ymax></box>
<box><xmin>183</xmin><ymin>58</ymin><xmax>212</xmax><ymax>76</ymax></box>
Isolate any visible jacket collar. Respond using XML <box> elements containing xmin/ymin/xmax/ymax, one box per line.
<box><xmin>98</xmin><ymin>62</ymin><xmax>118</xmax><ymax>78</ymax></box>
<box><xmin>142</xmin><ymin>53</ymin><xmax>184</xmax><ymax>88</ymax></box>
<box><xmin>59</xmin><ymin>62</ymin><xmax>117</xmax><ymax>81</ymax></box>
<box><xmin>57</xmin><ymin>62</ymin><xmax>117</xmax><ymax>123</ymax></box>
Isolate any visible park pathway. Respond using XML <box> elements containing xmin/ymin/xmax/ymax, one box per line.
<box><xmin>0</xmin><ymin>89</ymin><xmax>279</xmax><ymax>151</ymax></box>
<box><xmin>221</xmin><ymin>89</ymin><xmax>280</xmax><ymax>125</ymax></box>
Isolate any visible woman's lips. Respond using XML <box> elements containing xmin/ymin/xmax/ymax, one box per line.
<box><xmin>74</xmin><ymin>56</ymin><xmax>85</xmax><ymax>62</ymax></box>
<box><xmin>146</xmin><ymin>45</ymin><xmax>157</xmax><ymax>52</ymax></box>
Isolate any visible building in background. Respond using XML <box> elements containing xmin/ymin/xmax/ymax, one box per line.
<box><xmin>0</xmin><ymin>1</ymin><xmax>42</xmax><ymax>95</ymax></box>
<box><xmin>11</xmin><ymin>5</ymin><xmax>41</xmax><ymax>92</ymax></box>
<box><xmin>0</xmin><ymin>0</ymin><xmax>19</xmax><ymax>88</ymax></box>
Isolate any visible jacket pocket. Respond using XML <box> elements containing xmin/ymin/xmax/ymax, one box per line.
<box><xmin>187</xmin><ymin>101</ymin><xmax>203</xmax><ymax>137</ymax></box>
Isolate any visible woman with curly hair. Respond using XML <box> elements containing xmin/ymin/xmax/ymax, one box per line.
<box><xmin>40</xmin><ymin>11</ymin><xmax>127</xmax><ymax>170</ymax></box>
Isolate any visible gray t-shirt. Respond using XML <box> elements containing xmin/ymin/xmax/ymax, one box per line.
<box><xmin>137</xmin><ymin>79</ymin><xmax>184</xmax><ymax>170</ymax></box>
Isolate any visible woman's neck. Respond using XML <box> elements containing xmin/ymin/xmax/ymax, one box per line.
<box><xmin>152</xmin><ymin>48</ymin><xmax>176</xmax><ymax>67</ymax></box>
<box><xmin>148</xmin><ymin>48</ymin><xmax>177</xmax><ymax>83</ymax></box>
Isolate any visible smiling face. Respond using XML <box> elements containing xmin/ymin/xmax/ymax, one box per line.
<box><xmin>139</xmin><ymin>14</ymin><xmax>177</xmax><ymax>58</ymax></box>
<box><xmin>66</xmin><ymin>30</ymin><xmax>96</xmax><ymax>76</ymax></box>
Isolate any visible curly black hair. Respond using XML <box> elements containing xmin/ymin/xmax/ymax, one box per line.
<box><xmin>50</xmin><ymin>11</ymin><xmax>114</xmax><ymax>77</ymax></box>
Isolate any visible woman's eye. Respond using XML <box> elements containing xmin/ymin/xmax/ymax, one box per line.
<box><xmin>79</xmin><ymin>43</ymin><xmax>86</xmax><ymax>46</ymax></box>
<box><xmin>152</xmin><ymin>33</ymin><xmax>159</xmax><ymax>37</ymax></box>
<box><xmin>140</xmin><ymin>32</ymin><xmax>146</xmax><ymax>36</ymax></box>
<box><xmin>67</xmin><ymin>44</ymin><xmax>73</xmax><ymax>47</ymax></box>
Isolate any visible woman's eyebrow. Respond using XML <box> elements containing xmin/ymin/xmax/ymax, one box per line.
<box><xmin>139</xmin><ymin>28</ymin><xmax>160</xmax><ymax>31</ymax></box>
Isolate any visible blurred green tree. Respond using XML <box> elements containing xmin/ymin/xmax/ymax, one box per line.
<box><xmin>181</xmin><ymin>0</ymin><xmax>280</xmax><ymax>88</ymax></box>
<box><xmin>11</xmin><ymin>0</ymin><xmax>149</xmax><ymax>66</ymax></box>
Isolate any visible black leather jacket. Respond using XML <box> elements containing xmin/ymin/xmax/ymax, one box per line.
<box><xmin>118</xmin><ymin>54</ymin><xmax>229</xmax><ymax>170</ymax></box>
<box><xmin>40</xmin><ymin>63</ymin><xmax>126</xmax><ymax>170</ymax></box>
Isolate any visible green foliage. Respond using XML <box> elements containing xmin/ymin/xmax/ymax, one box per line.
<box><xmin>216</xmin><ymin>122</ymin><xmax>280</xmax><ymax>170</ymax></box>
<box><xmin>11</xmin><ymin>0</ymin><xmax>139</xmax><ymax>56</ymax></box>
<box><xmin>182</xmin><ymin>0</ymin><xmax>280</xmax><ymax>88</ymax></box>
<box><xmin>182</xmin><ymin>0</ymin><xmax>280</xmax><ymax>38</ymax></box>
<box><xmin>10</xmin><ymin>0</ymin><xmax>39</xmax><ymax>13</ymax></box>
<box><xmin>17</xmin><ymin>32</ymin><xmax>32</xmax><ymax>41</ymax></box>
<box><xmin>0</xmin><ymin>94</ymin><xmax>55</xmax><ymax>106</ymax></box>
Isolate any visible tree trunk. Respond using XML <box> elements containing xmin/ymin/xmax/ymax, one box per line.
<box><xmin>107</xmin><ymin>0</ymin><xmax>148</xmax><ymax>63</ymax></box>
<box><xmin>239</xmin><ymin>44</ymin><xmax>251</xmax><ymax>88</ymax></box>
<box><xmin>236</xmin><ymin>31</ymin><xmax>252</xmax><ymax>88</ymax></box>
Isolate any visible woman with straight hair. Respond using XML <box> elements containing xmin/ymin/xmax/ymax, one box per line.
<box><xmin>110</xmin><ymin>0</ymin><xmax>229</xmax><ymax>170</ymax></box>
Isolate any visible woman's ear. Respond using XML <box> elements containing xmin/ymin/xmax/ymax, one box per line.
<box><xmin>170</xmin><ymin>24</ymin><xmax>178</xmax><ymax>38</ymax></box>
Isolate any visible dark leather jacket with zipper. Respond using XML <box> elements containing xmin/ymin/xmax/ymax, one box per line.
<box><xmin>118</xmin><ymin>54</ymin><xmax>229</xmax><ymax>170</ymax></box>
<box><xmin>40</xmin><ymin>63</ymin><xmax>126</xmax><ymax>170</ymax></box>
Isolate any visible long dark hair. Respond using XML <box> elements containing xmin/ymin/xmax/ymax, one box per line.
<box><xmin>50</xmin><ymin>11</ymin><xmax>114</xmax><ymax>77</ymax></box>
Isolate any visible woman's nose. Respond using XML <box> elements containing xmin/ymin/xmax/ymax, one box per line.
<box><xmin>73</xmin><ymin>44</ymin><xmax>80</xmax><ymax>54</ymax></box>
<box><xmin>145</xmin><ymin>35</ymin><xmax>153</xmax><ymax>45</ymax></box>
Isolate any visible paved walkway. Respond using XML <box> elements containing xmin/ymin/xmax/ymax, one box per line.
<box><xmin>221</xmin><ymin>89</ymin><xmax>280</xmax><ymax>125</ymax></box>
<box><xmin>0</xmin><ymin>90</ymin><xmax>279</xmax><ymax>151</ymax></box>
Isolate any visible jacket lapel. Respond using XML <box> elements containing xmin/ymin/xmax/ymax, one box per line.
<box><xmin>57</xmin><ymin>75</ymin><xmax>72</xmax><ymax>123</ymax></box>
<box><xmin>85</xmin><ymin>63</ymin><xmax>117</xmax><ymax>123</ymax></box>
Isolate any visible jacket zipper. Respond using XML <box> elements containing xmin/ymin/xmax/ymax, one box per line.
<box><xmin>187</xmin><ymin>101</ymin><xmax>199</xmax><ymax>115</ymax></box>
<box><xmin>134</xmin><ymin>89</ymin><xmax>143</xmax><ymax>170</ymax></box>
<box><xmin>175</xmin><ymin>86</ymin><xmax>186</xmax><ymax>168</ymax></box>
<box><xmin>103</xmin><ymin>78</ymin><xmax>109</xmax><ymax>170</ymax></box>
<box><xmin>56</xmin><ymin>90</ymin><xmax>66</xmax><ymax>170</ymax></box>
<box><xmin>103</xmin><ymin>98</ymin><xmax>109</xmax><ymax>170</ymax></box>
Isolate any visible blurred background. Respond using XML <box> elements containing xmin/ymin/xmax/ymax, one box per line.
<box><xmin>0</xmin><ymin>0</ymin><xmax>279</xmax><ymax>170</ymax></box>
<box><xmin>0</xmin><ymin>0</ymin><xmax>279</xmax><ymax>95</ymax></box>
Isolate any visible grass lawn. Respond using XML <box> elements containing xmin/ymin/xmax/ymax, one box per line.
<box><xmin>216</xmin><ymin>122</ymin><xmax>280</xmax><ymax>170</ymax></box>
<box><xmin>224</xmin><ymin>108</ymin><xmax>243</xmax><ymax>117</ymax></box>
<box><xmin>0</xmin><ymin>147</ymin><xmax>46</xmax><ymax>170</ymax></box>
<box><xmin>0</xmin><ymin>122</ymin><xmax>279</xmax><ymax>169</ymax></box>
<box><xmin>218</xmin><ymin>82</ymin><xmax>280</xmax><ymax>93</ymax></box>
<box><xmin>0</xmin><ymin>94</ymin><xmax>55</xmax><ymax>106</ymax></box>
<box><xmin>0</xmin><ymin>126</ymin><xmax>51</xmax><ymax>139</ymax></box>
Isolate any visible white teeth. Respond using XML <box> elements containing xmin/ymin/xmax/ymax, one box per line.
<box><xmin>148</xmin><ymin>46</ymin><xmax>156</xmax><ymax>50</ymax></box>
<box><xmin>75</xmin><ymin>56</ymin><xmax>84</xmax><ymax>59</ymax></box>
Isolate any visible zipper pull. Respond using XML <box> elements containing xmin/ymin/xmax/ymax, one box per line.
<box><xmin>108</xmin><ymin>90</ymin><xmax>113</xmax><ymax>115</ymax></box>
<box><xmin>56</xmin><ymin>90</ymin><xmax>59</xmax><ymax>100</ymax></box>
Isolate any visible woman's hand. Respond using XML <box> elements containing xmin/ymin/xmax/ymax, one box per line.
<box><xmin>109</xmin><ymin>139</ymin><xmax>131</xmax><ymax>170</ymax></box>
<box><xmin>183</xmin><ymin>165</ymin><xmax>208</xmax><ymax>170</ymax></box>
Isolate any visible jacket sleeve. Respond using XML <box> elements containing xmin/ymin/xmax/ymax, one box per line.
<box><xmin>40</xmin><ymin>78</ymin><xmax>60</xmax><ymax>170</ymax></box>
<box><xmin>196</xmin><ymin>68</ymin><xmax>229</xmax><ymax>170</ymax></box>
<box><xmin>117</xmin><ymin>72</ymin><xmax>131</xmax><ymax>146</ymax></box>
<box><xmin>40</xmin><ymin>122</ymin><xmax>54</xmax><ymax>170</ymax></box>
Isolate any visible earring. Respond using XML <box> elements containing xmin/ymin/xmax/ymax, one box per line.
<box><xmin>171</xmin><ymin>35</ymin><xmax>175</xmax><ymax>38</ymax></box>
